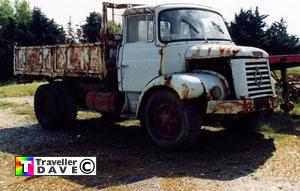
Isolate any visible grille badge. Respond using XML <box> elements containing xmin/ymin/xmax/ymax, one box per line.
<box><xmin>254</xmin><ymin>67</ymin><xmax>263</xmax><ymax>87</ymax></box>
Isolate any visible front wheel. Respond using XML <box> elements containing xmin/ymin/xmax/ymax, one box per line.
<box><xmin>142</xmin><ymin>89</ymin><xmax>201</xmax><ymax>150</ymax></box>
<box><xmin>221</xmin><ymin>112</ymin><xmax>265</xmax><ymax>133</ymax></box>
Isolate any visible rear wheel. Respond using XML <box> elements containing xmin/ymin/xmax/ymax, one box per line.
<box><xmin>221</xmin><ymin>111</ymin><xmax>265</xmax><ymax>133</ymax></box>
<box><xmin>34</xmin><ymin>83</ymin><xmax>77</xmax><ymax>130</ymax></box>
<box><xmin>143</xmin><ymin>89</ymin><xmax>201</xmax><ymax>150</ymax></box>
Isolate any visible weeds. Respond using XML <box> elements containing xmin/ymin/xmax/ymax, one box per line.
<box><xmin>0</xmin><ymin>82</ymin><xmax>43</xmax><ymax>98</ymax></box>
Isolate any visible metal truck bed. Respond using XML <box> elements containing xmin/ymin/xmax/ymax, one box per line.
<box><xmin>269</xmin><ymin>54</ymin><xmax>300</xmax><ymax>70</ymax></box>
<box><xmin>14</xmin><ymin>43</ymin><xmax>108</xmax><ymax>79</ymax></box>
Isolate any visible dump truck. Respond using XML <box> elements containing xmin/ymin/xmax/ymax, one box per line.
<box><xmin>13</xmin><ymin>2</ymin><xmax>277</xmax><ymax>150</ymax></box>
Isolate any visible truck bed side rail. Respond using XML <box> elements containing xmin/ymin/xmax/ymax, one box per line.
<box><xmin>14</xmin><ymin>43</ymin><xmax>106</xmax><ymax>79</ymax></box>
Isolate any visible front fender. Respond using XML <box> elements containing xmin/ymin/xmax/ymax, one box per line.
<box><xmin>137</xmin><ymin>73</ymin><xmax>229</xmax><ymax>115</ymax></box>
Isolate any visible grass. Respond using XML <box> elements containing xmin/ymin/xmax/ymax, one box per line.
<box><xmin>274</xmin><ymin>101</ymin><xmax>300</xmax><ymax>115</ymax></box>
<box><xmin>291</xmin><ymin>103</ymin><xmax>300</xmax><ymax>115</ymax></box>
<box><xmin>0</xmin><ymin>81</ymin><xmax>44</xmax><ymax>98</ymax></box>
<box><xmin>288</xmin><ymin>67</ymin><xmax>300</xmax><ymax>75</ymax></box>
<box><xmin>77</xmin><ymin>110</ymin><xmax>101</xmax><ymax>120</ymax></box>
<box><xmin>0</xmin><ymin>101</ymin><xmax>17</xmax><ymax>110</ymax></box>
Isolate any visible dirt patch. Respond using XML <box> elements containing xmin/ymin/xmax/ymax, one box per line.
<box><xmin>0</xmin><ymin>109</ymin><xmax>34</xmax><ymax>128</ymax></box>
<box><xmin>0</xmin><ymin>96</ymin><xmax>34</xmax><ymax>107</ymax></box>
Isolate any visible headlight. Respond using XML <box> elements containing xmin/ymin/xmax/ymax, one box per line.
<box><xmin>211</xmin><ymin>86</ymin><xmax>222</xmax><ymax>100</ymax></box>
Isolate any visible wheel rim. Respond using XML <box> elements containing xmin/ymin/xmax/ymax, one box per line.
<box><xmin>153</xmin><ymin>103</ymin><xmax>182</xmax><ymax>140</ymax></box>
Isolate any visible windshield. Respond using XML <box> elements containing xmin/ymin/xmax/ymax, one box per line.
<box><xmin>159</xmin><ymin>9</ymin><xmax>231</xmax><ymax>42</ymax></box>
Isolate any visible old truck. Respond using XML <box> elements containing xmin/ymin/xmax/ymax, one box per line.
<box><xmin>13</xmin><ymin>2</ymin><xmax>277</xmax><ymax>150</ymax></box>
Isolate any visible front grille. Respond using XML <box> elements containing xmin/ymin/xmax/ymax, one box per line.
<box><xmin>245</xmin><ymin>62</ymin><xmax>273</xmax><ymax>99</ymax></box>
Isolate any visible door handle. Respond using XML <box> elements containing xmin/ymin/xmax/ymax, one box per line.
<box><xmin>121</xmin><ymin>65</ymin><xmax>129</xmax><ymax>68</ymax></box>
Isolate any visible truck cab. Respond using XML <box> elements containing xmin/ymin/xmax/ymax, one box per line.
<box><xmin>118</xmin><ymin>4</ymin><xmax>275</xmax><ymax>113</ymax></box>
<box><xmin>118</xmin><ymin>4</ymin><xmax>276</xmax><ymax>149</ymax></box>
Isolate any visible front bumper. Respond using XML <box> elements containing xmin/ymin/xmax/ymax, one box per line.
<box><xmin>206</xmin><ymin>96</ymin><xmax>277</xmax><ymax>114</ymax></box>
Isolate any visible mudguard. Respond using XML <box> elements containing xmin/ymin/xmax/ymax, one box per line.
<box><xmin>137</xmin><ymin>72</ymin><xmax>229</xmax><ymax>115</ymax></box>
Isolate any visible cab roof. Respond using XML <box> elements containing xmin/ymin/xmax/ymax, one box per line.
<box><xmin>123</xmin><ymin>3</ymin><xmax>221</xmax><ymax>16</ymax></box>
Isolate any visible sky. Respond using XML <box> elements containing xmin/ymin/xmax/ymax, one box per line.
<box><xmin>27</xmin><ymin>0</ymin><xmax>300</xmax><ymax>37</ymax></box>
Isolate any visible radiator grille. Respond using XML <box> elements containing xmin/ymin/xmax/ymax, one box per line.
<box><xmin>245</xmin><ymin>62</ymin><xmax>273</xmax><ymax>99</ymax></box>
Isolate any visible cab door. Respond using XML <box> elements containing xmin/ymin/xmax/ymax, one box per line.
<box><xmin>118</xmin><ymin>14</ymin><xmax>160</xmax><ymax>92</ymax></box>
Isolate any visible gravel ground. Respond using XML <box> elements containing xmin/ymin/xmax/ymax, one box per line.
<box><xmin>0</xmin><ymin>98</ymin><xmax>299</xmax><ymax>191</ymax></box>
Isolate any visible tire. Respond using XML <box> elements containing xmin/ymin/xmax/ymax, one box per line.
<box><xmin>221</xmin><ymin>111</ymin><xmax>265</xmax><ymax>133</ymax></box>
<box><xmin>34</xmin><ymin>84</ymin><xmax>77</xmax><ymax>130</ymax></box>
<box><xmin>143</xmin><ymin>89</ymin><xmax>201</xmax><ymax>150</ymax></box>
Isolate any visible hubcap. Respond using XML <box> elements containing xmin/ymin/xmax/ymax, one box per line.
<box><xmin>153</xmin><ymin>103</ymin><xmax>182</xmax><ymax>140</ymax></box>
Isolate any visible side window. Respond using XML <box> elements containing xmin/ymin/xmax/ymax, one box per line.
<box><xmin>147</xmin><ymin>15</ymin><xmax>154</xmax><ymax>42</ymax></box>
<box><xmin>160</xmin><ymin>21</ymin><xmax>171</xmax><ymax>41</ymax></box>
<box><xmin>126</xmin><ymin>14</ymin><xmax>153</xmax><ymax>43</ymax></box>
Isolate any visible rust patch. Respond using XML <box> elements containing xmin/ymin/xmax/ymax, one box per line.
<box><xmin>232</xmin><ymin>48</ymin><xmax>241</xmax><ymax>56</ymax></box>
<box><xmin>207</xmin><ymin>47</ymin><xmax>212</xmax><ymax>56</ymax></box>
<box><xmin>218</xmin><ymin>47</ymin><xmax>225</xmax><ymax>56</ymax></box>
<box><xmin>243</xmin><ymin>100</ymin><xmax>255</xmax><ymax>113</ymax></box>
<box><xmin>181</xmin><ymin>83</ymin><xmax>190</xmax><ymax>99</ymax></box>
<box><xmin>195</xmin><ymin>46</ymin><xmax>201</xmax><ymax>56</ymax></box>
<box><xmin>27</xmin><ymin>48</ymin><xmax>40</xmax><ymax>71</ymax></box>
<box><xmin>210</xmin><ymin>101</ymin><xmax>243</xmax><ymax>114</ymax></box>
<box><xmin>207</xmin><ymin>100</ymin><xmax>260</xmax><ymax>114</ymax></box>
<box><xmin>14</xmin><ymin>43</ymin><xmax>105</xmax><ymax>79</ymax></box>
<box><xmin>159</xmin><ymin>45</ymin><xmax>167</xmax><ymax>75</ymax></box>
<box><xmin>164</xmin><ymin>75</ymin><xmax>172</xmax><ymax>86</ymax></box>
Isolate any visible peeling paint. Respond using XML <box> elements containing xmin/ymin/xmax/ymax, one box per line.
<box><xmin>232</xmin><ymin>48</ymin><xmax>241</xmax><ymax>56</ymax></box>
<box><xmin>164</xmin><ymin>74</ymin><xmax>172</xmax><ymax>86</ymax></box>
<box><xmin>195</xmin><ymin>46</ymin><xmax>201</xmax><ymax>56</ymax></box>
<box><xmin>185</xmin><ymin>44</ymin><xmax>269</xmax><ymax>60</ymax></box>
<box><xmin>206</xmin><ymin>96</ymin><xmax>277</xmax><ymax>114</ymax></box>
<box><xmin>218</xmin><ymin>47</ymin><xmax>225</xmax><ymax>56</ymax></box>
<box><xmin>181</xmin><ymin>83</ymin><xmax>190</xmax><ymax>99</ymax></box>
<box><xmin>207</xmin><ymin>47</ymin><xmax>212</xmax><ymax>56</ymax></box>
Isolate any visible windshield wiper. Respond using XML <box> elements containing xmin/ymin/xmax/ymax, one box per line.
<box><xmin>210</xmin><ymin>21</ymin><xmax>224</xmax><ymax>34</ymax></box>
<box><xmin>181</xmin><ymin>18</ymin><xmax>208</xmax><ymax>42</ymax></box>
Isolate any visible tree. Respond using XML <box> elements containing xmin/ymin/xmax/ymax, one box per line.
<box><xmin>0</xmin><ymin>16</ymin><xmax>16</xmax><ymax>80</ymax></box>
<box><xmin>0</xmin><ymin>0</ymin><xmax>14</xmax><ymax>24</ymax></box>
<box><xmin>66</xmin><ymin>17</ymin><xmax>76</xmax><ymax>44</ymax></box>
<box><xmin>75</xmin><ymin>24</ymin><xmax>84</xmax><ymax>43</ymax></box>
<box><xmin>14</xmin><ymin>0</ymin><xmax>32</xmax><ymax>46</ymax></box>
<box><xmin>29</xmin><ymin>8</ymin><xmax>65</xmax><ymax>45</ymax></box>
<box><xmin>14</xmin><ymin>0</ymin><xmax>31</xmax><ymax>24</ymax></box>
<box><xmin>0</xmin><ymin>1</ymin><xmax>66</xmax><ymax>81</ymax></box>
<box><xmin>229</xmin><ymin>7</ymin><xmax>300</xmax><ymax>54</ymax></box>
<box><xmin>81</xmin><ymin>12</ymin><xmax>101</xmax><ymax>43</ymax></box>
<box><xmin>264</xmin><ymin>18</ymin><xmax>300</xmax><ymax>55</ymax></box>
<box><xmin>229</xmin><ymin>7</ymin><xmax>268</xmax><ymax>49</ymax></box>
<box><xmin>0</xmin><ymin>0</ymin><xmax>16</xmax><ymax>80</ymax></box>
<box><xmin>108</xmin><ymin>20</ymin><xmax>122</xmax><ymax>35</ymax></box>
